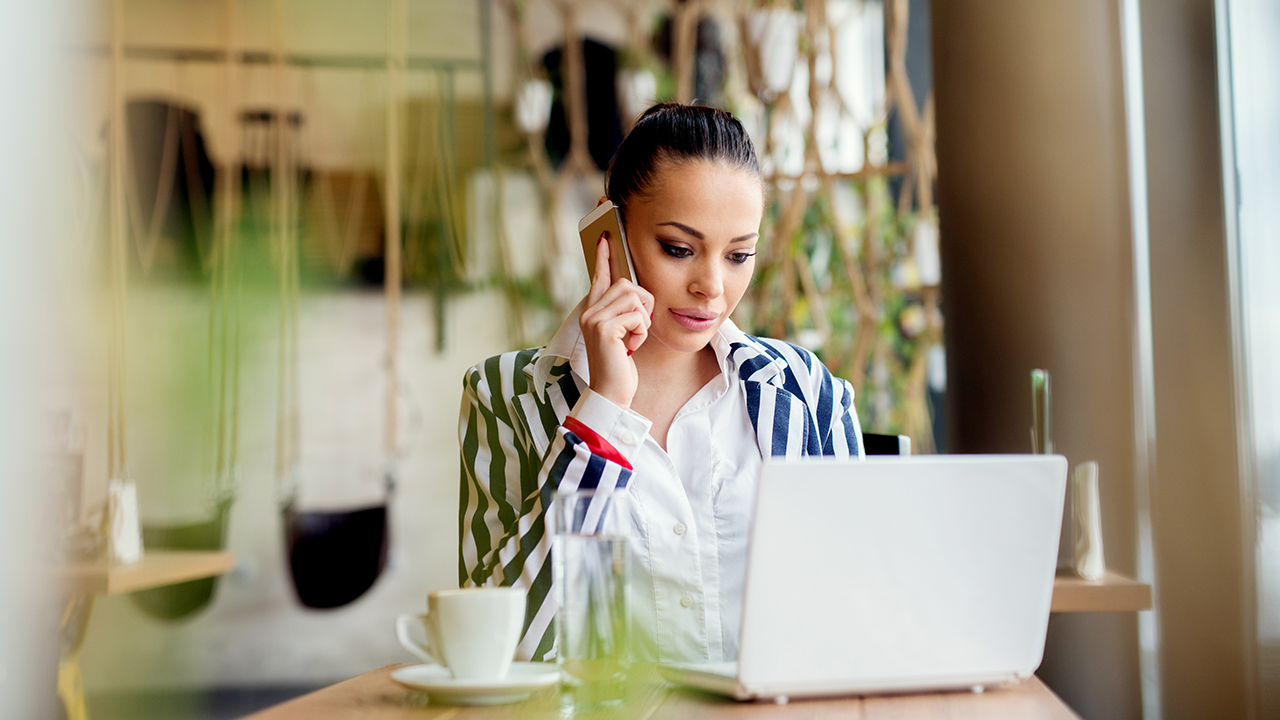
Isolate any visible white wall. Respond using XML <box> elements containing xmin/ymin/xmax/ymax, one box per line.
<box><xmin>0</xmin><ymin>0</ymin><xmax>72</xmax><ymax>715</ymax></box>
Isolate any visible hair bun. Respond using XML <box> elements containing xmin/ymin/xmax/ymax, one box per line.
<box><xmin>605</xmin><ymin>103</ymin><xmax>761</xmax><ymax>209</ymax></box>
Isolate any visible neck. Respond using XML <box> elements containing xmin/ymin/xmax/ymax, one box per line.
<box><xmin>630</xmin><ymin>336</ymin><xmax>717</xmax><ymax>384</ymax></box>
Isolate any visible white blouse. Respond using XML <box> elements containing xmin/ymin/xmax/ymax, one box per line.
<box><xmin>559</xmin><ymin>319</ymin><xmax>763</xmax><ymax>663</ymax></box>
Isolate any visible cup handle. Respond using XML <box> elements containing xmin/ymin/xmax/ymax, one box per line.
<box><xmin>395</xmin><ymin>613</ymin><xmax>439</xmax><ymax>664</ymax></box>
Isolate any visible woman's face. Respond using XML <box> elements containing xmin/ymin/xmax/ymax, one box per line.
<box><xmin>622</xmin><ymin>161</ymin><xmax>764</xmax><ymax>355</ymax></box>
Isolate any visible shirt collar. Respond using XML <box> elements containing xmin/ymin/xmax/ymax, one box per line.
<box><xmin>527</xmin><ymin>302</ymin><xmax>774</xmax><ymax>398</ymax></box>
<box><xmin>527</xmin><ymin>299</ymin><xmax>586</xmax><ymax>397</ymax></box>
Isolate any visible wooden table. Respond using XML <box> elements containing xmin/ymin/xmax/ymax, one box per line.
<box><xmin>241</xmin><ymin>664</ymin><xmax>1081</xmax><ymax>720</ymax></box>
<box><xmin>1050</xmin><ymin>570</ymin><xmax>1152</xmax><ymax>612</ymax></box>
<box><xmin>237</xmin><ymin>568</ymin><xmax>1142</xmax><ymax>720</ymax></box>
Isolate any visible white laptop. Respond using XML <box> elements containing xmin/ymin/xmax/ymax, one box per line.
<box><xmin>658</xmin><ymin>454</ymin><xmax>1068</xmax><ymax>700</ymax></box>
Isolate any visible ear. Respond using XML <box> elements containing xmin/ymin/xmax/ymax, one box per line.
<box><xmin>596</xmin><ymin>196</ymin><xmax>608</xmax><ymax>208</ymax></box>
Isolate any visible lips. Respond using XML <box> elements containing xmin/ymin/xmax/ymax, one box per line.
<box><xmin>669</xmin><ymin>308</ymin><xmax>719</xmax><ymax>332</ymax></box>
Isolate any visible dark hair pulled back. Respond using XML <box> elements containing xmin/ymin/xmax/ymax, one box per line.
<box><xmin>605</xmin><ymin>103</ymin><xmax>761</xmax><ymax>210</ymax></box>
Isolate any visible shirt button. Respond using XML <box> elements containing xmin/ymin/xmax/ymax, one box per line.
<box><xmin>673</xmin><ymin>523</ymin><xmax>687</xmax><ymax>536</ymax></box>
<box><xmin>680</xmin><ymin>595</ymin><xmax>694</xmax><ymax>608</ymax></box>
<box><xmin>620</xmin><ymin>431</ymin><xmax>638</xmax><ymax>446</ymax></box>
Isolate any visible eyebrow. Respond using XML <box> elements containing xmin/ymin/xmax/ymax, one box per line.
<box><xmin>657</xmin><ymin>221</ymin><xmax>759</xmax><ymax>243</ymax></box>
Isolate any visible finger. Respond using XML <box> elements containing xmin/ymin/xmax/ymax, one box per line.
<box><xmin>588</xmin><ymin>289</ymin><xmax>651</xmax><ymax>329</ymax></box>
<box><xmin>599</xmin><ymin>307</ymin><xmax>648</xmax><ymax>340</ymax></box>
<box><xmin>586</xmin><ymin>294</ymin><xmax>655</xmax><ymax>335</ymax></box>
<box><xmin>596</xmin><ymin>196</ymin><xmax>608</xmax><ymax>208</ymax></box>
<box><xmin>635</xmin><ymin>284</ymin><xmax>655</xmax><ymax>316</ymax></box>
<box><xmin>593</xmin><ymin>278</ymin><xmax>651</xmax><ymax>316</ymax></box>
<box><xmin>582</xmin><ymin>275</ymin><xmax>637</xmax><ymax>329</ymax></box>
<box><xmin>587</xmin><ymin>235</ymin><xmax>611</xmax><ymax>306</ymax></box>
<box><xmin>596</xmin><ymin>277</ymin><xmax>654</xmax><ymax>318</ymax></box>
<box><xmin>618</xmin><ymin>310</ymin><xmax>649</xmax><ymax>353</ymax></box>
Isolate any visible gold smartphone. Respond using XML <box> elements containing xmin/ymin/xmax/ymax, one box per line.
<box><xmin>578</xmin><ymin>200</ymin><xmax>636</xmax><ymax>284</ymax></box>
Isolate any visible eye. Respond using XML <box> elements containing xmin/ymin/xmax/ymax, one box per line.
<box><xmin>660</xmin><ymin>242</ymin><xmax>693</xmax><ymax>259</ymax></box>
<box><xmin>728</xmin><ymin>251</ymin><xmax>757</xmax><ymax>265</ymax></box>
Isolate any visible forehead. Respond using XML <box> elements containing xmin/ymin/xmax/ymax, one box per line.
<box><xmin>630</xmin><ymin>162</ymin><xmax>764</xmax><ymax>236</ymax></box>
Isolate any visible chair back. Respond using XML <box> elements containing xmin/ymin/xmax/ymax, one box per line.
<box><xmin>862</xmin><ymin>433</ymin><xmax>912</xmax><ymax>456</ymax></box>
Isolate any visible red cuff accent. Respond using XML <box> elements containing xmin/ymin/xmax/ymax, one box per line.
<box><xmin>563</xmin><ymin>417</ymin><xmax>634</xmax><ymax>471</ymax></box>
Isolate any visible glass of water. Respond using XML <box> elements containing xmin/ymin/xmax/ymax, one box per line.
<box><xmin>552</xmin><ymin>487</ymin><xmax>631</xmax><ymax>713</ymax></box>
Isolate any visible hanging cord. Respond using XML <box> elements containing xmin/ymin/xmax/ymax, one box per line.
<box><xmin>106</xmin><ymin>0</ymin><xmax>129</xmax><ymax>484</ymax></box>
<box><xmin>288</xmin><ymin>129</ymin><xmax>301</xmax><ymax>488</ymax></box>
<box><xmin>436</xmin><ymin>68</ymin><xmax>462</xmax><ymax>352</ymax></box>
<box><xmin>302</xmin><ymin>68</ymin><xmax>369</xmax><ymax>277</ymax></box>
<box><xmin>272</xmin><ymin>0</ymin><xmax>302</xmax><ymax>505</ymax></box>
<box><xmin>178</xmin><ymin>97</ymin><xmax>216</xmax><ymax>277</ymax></box>
<box><xmin>383</xmin><ymin>0</ymin><xmax>405</xmax><ymax>493</ymax></box>
<box><xmin>122</xmin><ymin>104</ymin><xmax>179</xmax><ymax>275</ymax></box>
<box><xmin>402</xmin><ymin>69</ymin><xmax>434</xmax><ymax>280</ymax></box>
<box><xmin>434</xmin><ymin>68</ymin><xmax>466</xmax><ymax>276</ymax></box>
<box><xmin>403</xmin><ymin>68</ymin><xmax>462</xmax><ymax>352</ymax></box>
<box><xmin>312</xmin><ymin>165</ymin><xmax>368</xmax><ymax>275</ymax></box>
<box><xmin>210</xmin><ymin>0</ymin><xmax>244</xmax><ymax>503</ymax></box>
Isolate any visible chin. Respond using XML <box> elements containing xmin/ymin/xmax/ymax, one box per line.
<box><xmin>651</xmin><ymin>322</ymin><xmax>720</xmax><ymax>354</ymax></box>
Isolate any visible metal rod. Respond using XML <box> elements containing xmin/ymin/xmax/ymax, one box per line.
<box><xmin>76</xmin><ymin>44</ymin><xmax>482</xmax><ymax>71</ymax></box>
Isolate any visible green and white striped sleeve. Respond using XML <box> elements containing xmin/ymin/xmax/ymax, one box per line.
<box><xmin>458</xmin><ymin>356</ymin><xmax>635</xmax><ymax>661</ymax></box>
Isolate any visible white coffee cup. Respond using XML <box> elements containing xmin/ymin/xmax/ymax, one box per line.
<box><xmin>395</xmin><ymin>587</ymin><xmax>525</xmax><ymax>680</ymax></box>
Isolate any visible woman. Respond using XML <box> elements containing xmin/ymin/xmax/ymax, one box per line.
<box><xmin>458</xmin><ymin>103</ymin><xmax>864</xmax><ymax>664</ymax></box>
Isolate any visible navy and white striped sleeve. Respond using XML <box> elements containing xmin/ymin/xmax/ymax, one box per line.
<box><xmin>789</xmin><ymin>343</ymin><xmax>865</xmax><ymax>459</ymax></box>
<box><xmin>458</xmin><ymin>362</ymin><xmax>634</xmax><ymax>661</ymax></box>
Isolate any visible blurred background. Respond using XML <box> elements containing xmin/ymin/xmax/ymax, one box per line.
<box><xmin>1</xmin><ymin>1</ymin><xmax>1275</xmax><ymax>719</ymax></box>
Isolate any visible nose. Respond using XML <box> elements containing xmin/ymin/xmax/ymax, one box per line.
<box><xmin>690</xmin><ymin>256</ymin><xmax>724</xmax><ymax>300</ymax></box>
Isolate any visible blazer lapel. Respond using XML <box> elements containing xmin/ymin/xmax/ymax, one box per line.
<box><xmin>518</xmin><ymin>357</ymin><xmax>581</xmax><ymax>458</ymax></box>
<box><xmin>742</xmin><ymin>380</ymin><xmax>809</xmax><ymax>459</ymax></box>
<box><xmin>729</xmin><ymin>336</ymin><xmax>820</xmax><ymax>460</ymax></box>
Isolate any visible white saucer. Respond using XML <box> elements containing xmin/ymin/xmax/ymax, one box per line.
<box><xmin>390</xmin><ymin>662</ymin><xmax>559</xmax><ymax>705</ymax></box>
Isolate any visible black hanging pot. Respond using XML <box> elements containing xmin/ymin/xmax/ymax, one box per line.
<box><xmin>283</xmin><ymin>500</ymin><xmax>389</xmax><ymax>609</ymax></box>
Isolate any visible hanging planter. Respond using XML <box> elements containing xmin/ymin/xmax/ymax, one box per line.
<box><xmin>274</xmin><ymin>1</ymin><xmax>408</xmax><ymax>610</ymax></box>
<box><xmin>744</xmin><ymin>8</ymin><xmax>799</xmax><ymax>100</ymax></box>
<box><xmin>283</xmin><ymin>495</ymin><xmax>390</xmax><ymax>610</ymax></box>
<box><xmin>617</xmin><ymin>68</ymin><xmax>658</xmax><ymax>126</ymax></box>
<box><xmin>115</xmin><ymin>92</ymin><xmax>243</xmax><ymax>622</ymax></box>
<box><xmin>132</xmin><ymin>497</ymin><xmax>233</xmax><ymax>620</ymax></box>
<box><xmin>515</xmin><ymin>78</ymin><xmax>553</xmax><ymax>135</ymax></box>
<box><xmin>832</xmin><ymin>0</ymin><xmax>886</xmax><ymax>132</ymax></box>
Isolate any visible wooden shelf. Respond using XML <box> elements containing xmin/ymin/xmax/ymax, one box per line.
<box><xmin>61</xmin><ymin>552</ymin><xmax>1144</xmax><ymax>611</ymax></box>
<box><xmin>59</xmin><ymin>550</ymin><xmax>236</xmax><ymax>596</ymax></box>
<box><xmin>1051</xmin><ymin>569</ymin><xmax>1152</xmax><ymax>612</ymax></box>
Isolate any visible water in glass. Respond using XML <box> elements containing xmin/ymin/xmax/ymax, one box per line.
<box><xmin>553</xmin><ymin>489</ymin><xmax>630</xmax><ymax>712</ymax></box>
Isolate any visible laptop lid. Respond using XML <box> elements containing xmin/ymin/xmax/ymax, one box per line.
<box><xmin>736</xmin><ymin>455</ymin><xmax>1067</xmax><ymax>696</ymax></box>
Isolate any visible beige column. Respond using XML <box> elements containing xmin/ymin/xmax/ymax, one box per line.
<box><xmin>932</xmin><ymin>2</ymin><xmax>1143</xmax><ymax>718</ymax></box>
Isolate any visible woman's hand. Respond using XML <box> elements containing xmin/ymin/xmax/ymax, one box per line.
<box><xmin>579</xmin><ymin>234</ymin><xmax>653</xmax><ymax>409</ymax></box>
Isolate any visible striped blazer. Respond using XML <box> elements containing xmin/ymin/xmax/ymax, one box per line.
<box><xmin>458</xmin><ymin>328</ymin><xmax>864</xmax><ymax>661</ymax></box>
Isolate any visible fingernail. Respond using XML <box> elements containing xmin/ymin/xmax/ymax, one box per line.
<box><xmin>626</xmin><ymin>349</ymin><xmax>634</xmax><ymax>356</ymax></box>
